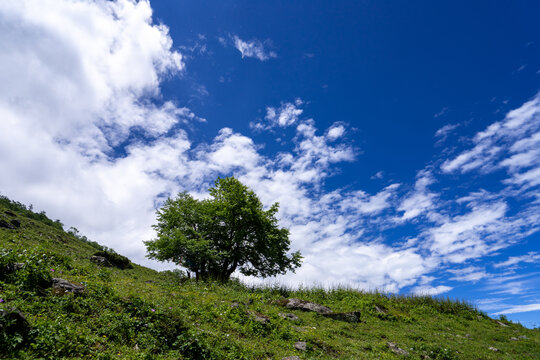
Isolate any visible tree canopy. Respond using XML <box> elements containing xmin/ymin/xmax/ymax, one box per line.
<box><xmin>145</xmin><ymin>177</ymin><xmax>302</xmax><ymax>281</ymax></box>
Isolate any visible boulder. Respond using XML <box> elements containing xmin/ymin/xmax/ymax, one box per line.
<box><xmin>496</xmin><ymin>320</ymin><xmax>509</xmax><ymax>327</ymax></box>
<box><xmin>283</xmin><ymin>298</ymin><xmax>332</xmax><ymax>314</ymax></box>
<box><xmin>322</xmin><ymin>311</ymin><xmax>361</xmax><ymax>323</ymax></box>
<box><xmin>90</xmin><ymin>255</ymin><xmax>112</xmax><ymax>267</ymax></box>
<box><xmin>52</xmin><ymin>278</ymin><xmax>85</xmax><ymax>294</ymax></box>
<box><xmin>374</xmin><ymin>305</ymin><xmax>387</xmax><ymax>314</ymax></box>
<box><xmin>294</xmin><ymin>341</ymin><xmax>307</xmax><ymax>351</ymax></box>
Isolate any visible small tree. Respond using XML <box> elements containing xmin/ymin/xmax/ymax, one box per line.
<box><xmin>145</xmin><ymin>177</ymin><xmax>302</xmax><ymax>281</ymax></box>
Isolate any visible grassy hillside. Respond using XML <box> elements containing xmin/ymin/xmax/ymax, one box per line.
<box><xmin>0</xmin><ymin>197</ymin><xmax>539</xmax><ymax>359</ymax></box>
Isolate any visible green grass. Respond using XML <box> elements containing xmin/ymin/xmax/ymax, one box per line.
<box><xmin>0</xmin><ymin>198</ymin><xmax>539</xmax><ymax>359</ymax></box>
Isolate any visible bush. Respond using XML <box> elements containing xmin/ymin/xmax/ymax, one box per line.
<box><xmin>93</xmin><ymin>250</ymin><xmax>132</xmax><ymax>270</ymax></box>
<box><xmin>0</xmin><ymin>248</ymin><xmax>52</xmax><ymax>293</ymax></box>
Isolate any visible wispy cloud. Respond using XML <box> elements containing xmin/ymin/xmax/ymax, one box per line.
<box><xmin>493</xmin><ymin>303</ymin><xmax>540</xmax><ymax>315</ymax></box>
<box><xmin>434</xmin><ymin>106</ymin><xmax>449</xmax><ymax>118</ymax></box>
<box><xmin>494</xmin><ymin>252</ymin><xmax>540</xmax><ymax>269</ymax></box>
<box><xmin>448</xmin><ymin>266</ymin><xmax>489</xmax><ymax>282</ymax></box>
<box><xmin>441</xmin><ymin>94</ymin><xmax>540</xmax><ymax>176</ymax></box>
<box><xmin>230</xmin><ymin>34</ymin><xmax>276</xmax><ymax>61</ymax></box>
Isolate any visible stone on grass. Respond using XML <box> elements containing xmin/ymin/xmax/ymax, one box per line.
<box><xmin>488</xmin><ymin>346</ymin><xmax>499</xmax><ymax>352</ymax></box>
<box><xmin>52</xmin><ymin>278</ymin><xmax>85</xmax><ymax>294</ymax></box>
<box><xmin>496</xmin><ymin>320</ymin><xmax>509</xmax><ymax>327</ymax></box>
<box><xmin>374</xmin><ymin>305</ymin><xmax>387</xmax><ymax>314</ymax></box>
<box><xmin>387</xmin><ymin>342</ymin><xmax>409</xmax><ymax>356</ymax></box>
<box><xmin>281</xmin><ymin>357</ymin><xmax>301</xmax><ymax>360</ymax></box>
<box><xmin>294</xmin><ymin>341</ymin><xmax>307</xmax><ymax>351</ymax></box>
<box><xmin>283</xmin><ymin>298</ymin><xmax>332</xmax><ymax>314</ymax></box>
<box><xmin>279</xmin><ymin>312</ymin><xmax>299</xmax><ymax>321</ymax></box>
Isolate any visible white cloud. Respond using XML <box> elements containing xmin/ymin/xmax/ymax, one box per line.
<box><xmin>435</xmin><ymin>123</ymin><xmax>459</xmax><ymax>138</ymax></box>
<box><xmin>493</xmin><ymin>303</ymin><xmax>540</xmax><ymax>315</ymax></box>
<box><xmin>494</xmin><ymin>252</ymin><xmax>540</xmax><ymax>269</ymax></box>
<box><xmin>448</xmin><ymin>266</ymin><xmax>489</xmax><ymax>282</ymax></box>
<box><xmin>251</xmin><ymin>99</ymin><xmax>304</xmax><ymax>130</ymax></box>
<box><xmin>426</xmin><ymin>202</ymin><xmax>508</xmax><ymax>262</ymax></box>
<box><xmin>326</xmin><ymin>124</ymin><xmax>346</xmax><ymax>141</ymax></box>
<box><xmin>231</xmin><ymin>34</ymin><xmax>276</xmax><ymax>61</ymax></box>
<box><xmin>441</xmin><ymin>93</ymin><xmax>540</xmax><ymax>176</ymax></box>
<box><xmin>412</xmin><ymin>285</ymin><xmax>453</xmax><ymax>296</ymax></box>
<box><xmin>0</xmin><ymin>0</ymin><xmax>193</xmax><ymax>265</ymax></box>
<box><xmin>396</xmin><ymin>170</ymin><xmax>436</xmax><ymax>221</ymax></box>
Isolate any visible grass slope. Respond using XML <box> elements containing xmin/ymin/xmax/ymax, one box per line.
<box><xmin>0</xmin><ymin>197</ymin><xmax>539</xmax><ymax>359</ymax></box>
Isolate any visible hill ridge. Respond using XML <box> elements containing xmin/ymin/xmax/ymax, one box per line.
<box><xmin>1</xmin><ymin>195</ymin><xmax>539</xmax><ymax>359</ymax></box>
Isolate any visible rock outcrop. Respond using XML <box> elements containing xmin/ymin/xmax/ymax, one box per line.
<box><xmin>52</xmin><ymin>278</ymin><xmax>85</xmax><ymax>294</ymax></box>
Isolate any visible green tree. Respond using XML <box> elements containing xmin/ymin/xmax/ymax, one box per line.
<box><xmin>145</xmin><ymin>177</ymin><xmax>302</xmax><ymax>281</ymax></box>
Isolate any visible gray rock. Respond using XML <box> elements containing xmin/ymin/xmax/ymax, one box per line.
<box><xmin>279</xmin><ymin>312</ymin><xmax>299</xmax><ymax>321</ymax></box>
<box><xmin>518</xmin><ymin>335</ymin><xmax>528</xmax><ymax>339</ymax></box>
<box><xmin>52</xmin><ymin>278</ymin><xmax>85</xmax><ymax>294</ymax></box>
<box><xmin>230</xmin><ymin>302</ymin><xmax>241</xmax><ymax>308</ymax></box>
<box><xmin>496</xmin><ymin>320</ymin><xmax>509</xmax><ymax>327</ymax></box>
<box><xmin>284</xmin><ymin>298</ymin><xmax>332</xmax><ymax>314</ymax></box>
<box><xmin>322</xmin><ymin>311</ymin><xmax>361</xmax><ymax>323</ymax></box>
<box><xmin>388</xmin><ymin>342</ymin><xmax>409</xmax><ymax>356</ymax></box>
<box><xmin>281</xmin><ymin>357</ymin><xmax>301</xmax><ymax>360</ymax></box>
<box><xmin>294</xmin><ymin>341</ymin><xmax>307</xmax><ymax>351</ymax></box>
<box><xmin>488</xmin><ymin>346</ymin><xmax>499</xmax><ymax>352</ymax></box>
<box><xmin>90</xmin><ymin>255</ymin><xmax>112</xmax><ymax>267</ymax></box>
<box><xmin>374</xmin><ymin>305</ymin><xmax>387</xmax><ymax>314</ymax></box>
<box><xmin>510</xmin><ymin>337</ymin><xmax>519</xmax><ymax>341</ymax></box>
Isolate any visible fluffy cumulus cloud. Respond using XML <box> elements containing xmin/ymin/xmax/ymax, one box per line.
<box><xmin>231</xmin><ymin>34</ymin><xmax>276</xmax><ymax>61</ymax></box>
<box><xmin>0</xmin><ymin>0</ymin><xmax>194</xmax><ymax>262</ymax></box>
<box><xmin>1</xmin><ymin>0</ymin><xmax>540</xmax><ymax>314</ymax></box>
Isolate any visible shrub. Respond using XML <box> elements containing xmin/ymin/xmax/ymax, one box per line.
<box><xmin>93</xmin><ymin>250</ymin><xmax>132</xmax><ymax>270</ymax></box>
<box><xmin>0</xmin><ymin>248</ymin><xmax>52</xmax><ymax>293</ymax></box>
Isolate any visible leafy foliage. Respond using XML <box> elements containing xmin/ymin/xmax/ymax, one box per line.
<box><xmin>145</xmin><ymin>177</ymin><xmax>302</xmax><ymax>281</ymax></box>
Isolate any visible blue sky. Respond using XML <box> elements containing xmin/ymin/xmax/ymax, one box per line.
<box><xmin>0</xmin><ymin>0</ymin><xmax>539</xmax><ymax>327</ymax></box>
